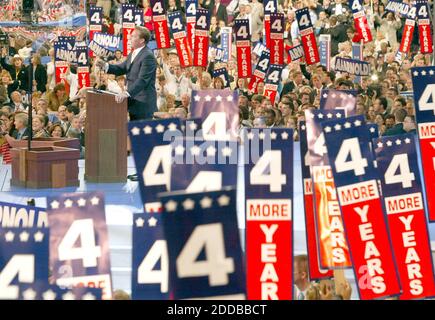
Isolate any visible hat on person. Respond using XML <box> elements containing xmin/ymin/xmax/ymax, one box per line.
<box><xmin>168</xmin><ymin>48</ymin><xmax>177</xmax><ymax>55</ymax></box>
<box><xmin>12</xmin><ymin>54</ymin><xmax>22</xmax><ymax>61</ymax></box>
<box><xmin>239</xmin><ymin>0</ymin><xmax>249</xmax><ymax>6</ymax></box>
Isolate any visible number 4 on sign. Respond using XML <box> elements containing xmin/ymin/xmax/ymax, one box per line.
<box><xmin>250</xmin><ymin>150</ymin><xmax>286</xmax><ymax>192</ymax></box>
<box><xmin>419</xmin><ymin>84</ymin><xmax>435</xmax><ymax>115</ymax></box>
<box><xmin>138</xmin><ymin>240</ymin><xmax>168</xmax><ymax>293</ymax></box>
<box><xmin>335</xmin><ymin>138</ymin><xmax>368</xmax><ymax>176</ymax></box>
<box><xmin>0</xmin><ymin>255</ymin><xmax>34</xmax><ymax>299</ymax></box>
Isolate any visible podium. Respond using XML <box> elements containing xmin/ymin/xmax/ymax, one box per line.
<box><xmin>85</xmin><ymin>90</ymin><xmax>127</xmax><ymax>183</ymax></box>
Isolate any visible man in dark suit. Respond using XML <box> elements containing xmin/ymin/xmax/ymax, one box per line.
<box><xmin>383</xmin><ymin>109</ymin><xmax>407</xmax><ymax>136</ymax></box>
<box><xmin>96</xmin><ymin>26</ymin><xmax>157</xmax><ymax>120</ymax></box>
<box><xmin>213</xmin><ymin>0</ymin><xmax>228</xmax><ymax>24</ymax></box>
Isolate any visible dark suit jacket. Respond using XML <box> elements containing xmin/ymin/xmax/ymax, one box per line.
<box><xmin>213</xmin><ymin>4</ymin><xmax>228</xmax><ymax>24</ymax></box>
<box><xmin>107</xmin><ymin>45</ymin><xmax>157</xmax><ymax>119</ymax></box>
<box><xmin>28</xmin><ymin>64</ymin><xmax>48</xmax><ymax>93</ymax></box>
<box><xmin>0</xmin><ymin>58</ymin><xmax>29</xmax><ymax>92</ymax></box>
<box><xmin>281</xmin><ymin>81</ymin><xmax>296</xmax><ymax>97</ymax></box>
<box><xmin>383</xmin><ymin>123</ymin><xmax>406</xmax><ymax>136</ymax></box>
<box><xmin>12</xmin><ymin>127</ymin><xmax>31</xmax><ymax>140</ymax></box>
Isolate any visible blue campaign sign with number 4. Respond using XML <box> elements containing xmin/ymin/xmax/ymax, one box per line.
<box><xmin>18</xmin><ymin>282</ymin><xmax>103</xmax><ymax>300</ymax></box>
<box><xmin>128</xmin><ymin>119</ymin><xmax>183</xmax><ymax>213</ymax></box>
<box><xmin>132</xmin><ymin>213</ymin><xmax>168</xmax><ymax>300</ymax></box>
<box><xmin>160</xmin><ymin>188</ymin><xmax>245</xmax><ymax>299</ymax></box>
<box><xmin>0</xmin><ymin>228</ymin><xmax>49</xmax><ymax>300</ymax></box>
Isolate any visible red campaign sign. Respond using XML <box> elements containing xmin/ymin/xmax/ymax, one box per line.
<box><xmin>416</xmin><ymin>0</ymin><xmax>433</xmax><ymax>54</ymax></box>
<box><xmin>265</xmin><ymin>17</ymin><xmax>271</xmax><ymax>48</ymax></box>
<box><xmin>174</xmin><ymin>36</ymin><xmax>192</xmax><ymax>68</ymax></box>
<box><xmin>264</xmin><ymin>84</ymin><xmax>278</xmax><ymax>105</ymax></box>
<box><xmin>187</xmin><ymin>20</ymin><xmax>195</xmax><ymax>52</ymax></box>
<box><xmin>269</xmin><ymin>13</ymin><xmax>284</xmax><ymax>65</ymax></box>
<box><xmin>248</xmin><ymin>50</ymin><xmax>270</xmax><ymax>93</ymax></box>
<box><xmin>193</xmin><ymin>30</ymin><xmax>209</xmax><ymax>67</ymax></box>
<box><xmin>303</xmin><ymin>180</ymin><xmax>334</xmax><ymax>280</ymax></box>
<box><xmin>353</xmin><ymin>13</ymin><xmax>372</xmax><ymax>43</ymax></box>
<box><xmin>399</xmin><ymin>19</ymin><xmax>415</xmax><ymax>54</ymax></box>
<box><xmin>236</xmin><ymin>45</ymin><xmax>251</xmax><ymax>79</ymax></box>
<box><xmin>123</xmin><ymin>25</ymin><xmax>135</xmax><ymax>57</ymax></box>
<box><xmin>385</xmin><ymin>194</ymin><xmax>435</xmax><ymax>300</ymax></box>
<box><xmin>77</xmin><ymin>67</ymin><xmax>90</xmax><ymax>89</ymax></box>
<box><xmin>337</xmin><ymin>181</ymin><xmax>401</xmax><ymax>299</ymax></box>
<box><xmin>55</xmin><ymin>61</ymin><xmax>70</xmax><ymax>93</ymax></box>
<box><xmin>312</xmin><ymin>166</ymin><xmax>352</xmax><ymax>269</ymax></box>
<box><xmin>153</xmin><ymin>17</ymin><xmax>171</xmax><ymax>49</ymax></box>
<box><xmin>89</xmin><ymin>27</ymin><xmax>102</xmax><ymax>58</ymax></box>
<box><xmin>419</xmin><ymin>123</ymin><xmax>435</xmax><ymax>220</ymax></box>
<box><xmin>300</xmin><ymin>29</ymin><xmax>319</xmax><ymax>65</ymax></box>
<box><xmin>246</xmin><ymin>200</ymin><xmax>292</xmax><ymax>300</ymax></box>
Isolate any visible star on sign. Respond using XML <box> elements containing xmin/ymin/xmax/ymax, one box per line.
<box><xmin>135</xmin><ymin>217</ymin><xmax>145</xmax><ymax>227</ymax></box>
<box><xmin>270</xmin><ymin>131</ymin><xmax>277</xmax><ymax>140</ymax></box>
<box><xmin>430</xmin><ymin>70</ymin><xmax>435</xmax><ymax>75</ymax></box>
<box><xmin>386</xmin><ymin>140</ymin><xmax>393</xmax><ymax>147</ymax></box>
<box><xmin>259</xmin><ymin>131</ymin><xmax>266</xmax><ymax>140</ymax></box>
<box><xmin>50</xmin><ymin>200</ymin><xmax>60</xmax><ymax>209</ymax></box>
<box><xmin>205</xmin><ymin>95</ymin><xmax>212</xmax><ymax>102</ymax></box>
<box><xmin>336</xmin><ymin>113</ymin><xmax>342</xmax><ymax>118</ymax></box>
<box><xmin>334</xmin><ymin>124</ymin><xmax>342</xmax><ymax>131</ymax></box>
<box><xmin>405</xmin><ymin>138</ymin><xmax>411</xmax><ymax>144</ymax></box>
<box><xmin>42</xmin><ymin>289</ymin><xmax>57</xmax><ymax>300</ymax></box>
<box><xmin>217</xmin><ymin>194</ymin><xmax>231</xmax><ymax>206</ymax></box>
<box><xmin>222</xmin><ymin>146</ymin><xmax>233</xmax><ymax>157</ymax></box>
<box><xmin>344</xmin><ymin>122</ymin><xmax>351</xmax><ymax>128</ymax></box>
<box><xmin>188</xmin><ymin>122</ymin><xmax>198</xmax><ymax>131</ymax></box>
<box><xmin>165</xmin><ymin>200</ymin><xmax>178</xmax><ymax>212</ymax></box>
<box><xmin>317</xmin><ymin>113</ymin><xmax>324</xmax><ymax>119</ymax></box>
<box><xmin>194</xmin><ymin>95</ymin><xmax>201</xmax><ymax>101</ymax></box>
<box><xmin>226</xmin><ymin>95</ymin><xmax>234</xmax><ymax>102</ymax></box>
<box><xmin>82</xmin><ymin>293</ymin><xmax>96</xmax><ymax>301</ymax></box>
<box><xmin>182</xmin><ymin>198</ymin><xmax>195</xmax><ymax>210</ymax></box>
<box><xmin>34</xmin><ymin>231</ymin><xmax>44</xmax><ymax>242</ymax></box>
<box><xmin>322</xmin><ymin>93</ymin><xmax>328</xmax><ymax>98</ymax></box>
<box><xmin>326</xmin><ymin>113</ymin><xmax>333</xmax><ymax>119</ymax></box>
<box><xmin>175</xmin><ymin>145</ymin><xmax>185</xmax><ymax>156</ymax></box>
<box><xmin>130</xmin><ymin>127</ymin><xmax>140</xmax><ymax>136</ymax></box>
<box><xmin>206</xmin><ymin>145</ymin><xmax>216</xmax><ymax>157</ymax></box>
<box><xmin>168</xmin><ymin>123</ymin><xmax>178</xmax><ymax>131</ymax></box>
<box><xmin>413</xmin><ymin>71</ymin><xmax>419</xmax><ymax>76</ymax></box>
<box><xmin>247</xmin><ymin>132</ymin><xmax>255</xmax><ymax>140</ymax></box>
<box><xmin>331</xmin><ymin>93</ymin><xmax>337</xmax><ymax>98</ymax></box>
<box><xmin>354</xmin><ymin>120</ymin><xmax>362</xmax><ymax>126</ymax></box>
<box><xmin>395</xmin><ymin>139</ymin><xmax>402</xmax><ymax>145</ymax></box>
<box><xmin>190</xmin><ymin>145</ymin><xmax>201</xmax><ymax>156</ymax></box>
<box><xmin>339</xmin><ymin>93</ymin><xmax>346</xmax><ymax>99</ymax></box>
<box><xmin>421</xmin><ymin>70</ymin><xmax>427</xmax><ymax>76</ymax></box>
<box><xmin>200</xmin><ymin>196</ymin><xmax>213</xmax><ymax>209</ymax></box>
<box><xmin>62</xmin><ymin>292</ymin><xmax>76</xmax><ymax>300</ymax></box>
<box><xmin>22</xmin><ymin>288</ymin><xmax>37</xmax><ymax>300</ymax></box>
<box><xmin>216</xmin><ymin>95</ymin><xmax>223</xmax><ymax>102</ymax></box>
<box><xmin>369</xmin><ymin>127</ymin><xmax>376</xmax><ymax>133</ymax></box>
<box><xmin>5</xmin><ymin>231</ymin><xmax>14</xmax><ymax>242</ymax></box>
<box><xmin>19</xmin><ymin>231</ymin><xmax>29</xmax><ymax>242</ymax></box>
<box><xmin>77</xmin><ymin>198</ymin><xmax>86</xmax><ymax>207</ymax></box>
<box><xmin>143</xmin><ymin>126</ymin><xmax>153</xmax><ymax>134</ymax></box>
<box><xmin>324</xmin><ymin>126</ymin><xmax>332</xmax><ymax>133</ymax></box>
<box><xmin>64</xmin><ymin>199</ymin><xmax>73</xmax><ymax>208</ymax></box>
<box><xmin>90</xmin><ymin>196</ymin><xmax>100</xmax><ymax>205</ymax></box>
<box><xmin>308</xmin><ymin>112</ymin><xmax>315</xmax><ymax>119</ymax></box>
<box><xmin>148</xmin><ymin>217</ymin><xmax>158</xmax><ymax>227</ymax></box>
<box><xmin>155</xmin><ymin>124</ymin><xmax>165</xmax><ymax>133</ymax></box>
<box><xmin>301</xmin><ymin>125</ymin><xmax>306</xmax><ymax>130</ymax></box>
<box><xmin>281</xmin><ymin>132</ymin><xmax>289</xmax><ymax>140</ymax></box>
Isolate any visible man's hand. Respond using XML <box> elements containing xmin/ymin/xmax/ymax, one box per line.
<box><xmin>95</xmin><ymin>58</ymin><xmax>106</xmax><ymax>70</ymax></box>
<box><xmin>115</xmin><ymin>92</ymin><xmax>129</xmax><ymax>104</ymax></box>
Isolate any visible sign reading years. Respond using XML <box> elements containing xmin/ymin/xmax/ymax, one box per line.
<box><xmin>322</xmin><ymin>115</ymin><xmax>401</xmax><ymax>300</ymax></box>
<box><xmin>244</xmin><ymin>128</ymin><xmax>293</xmax><ymax>300</ymax></box>
<box><xmin>47</xmin><ymin>192</ymin><xmax>112</xmax><ymax>300</ymax></box>
<box><xmin>411</xmin><ymin>66</ymin><xmax>435</xmax><ymax>221</ymax></box>
<box><xmin>160</xmin><ymin>189</ymin><xmax>245</xmax><ymax>299</ymax></box>
<box><xmin>128</xmin><ymin>118</ymin><xmax>183</xmax><ymax>212</ymax></box>
<box><xmin>305</xmin><ymin>109</ymin><xmax>352</xmax><ymax>270</ymax></box>
<box><xmin>375</xmin><ymin>134</ymin><xmax>435</xmax><ymax>300</ymax></box>
<box><xmin>299</xmin><ymin>122</ymin><xmax>333</xmax><ymax>280</ymax></box>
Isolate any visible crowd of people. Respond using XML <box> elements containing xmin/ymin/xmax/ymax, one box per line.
<box><xmin>0</xmin><ymin>0</ymin><xmax>429</xmax><ymax>165</ymax></box>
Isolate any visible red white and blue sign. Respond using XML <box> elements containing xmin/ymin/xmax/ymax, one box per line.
<box><xmin>295</xmin><ymin>7</ymin><xmax>319</xmax><ymax>65</ymax></box>
<box><xmin>243</xmin><ymin>128</ymin><xmax>293</xmax><ymax>300</ymax></box>
<box><xmin>411</xmin><ymin>66</ymin><xmax>435</xmax><ymax>221</ymax></box>
<box><xmin>322</xmin><ymin>115</ymin><xmax>401</xmax><ymax>300</ymax></box>
<box><xmin>160</xmin><ymin>188</ymin><xmax>245</xmax><ymax>299</ymax></box>
<box><xmin>47</xmin><ymin>192</ymin><xmax>112</xmax><ymax>299</ymax></box>
<box><xmin>375</xmin><ymin>133</ymin><xmax>435</xmax><ymax>300</ymax></box>
<box><xmin>18</xmin><ymin>283</ymin><xmax>102</xmax><ymax>300</ymax></box>
<box><xmin>0</xmin><ymin>202</ymin><xmax>48</xmax><ymax>228</ymax></box>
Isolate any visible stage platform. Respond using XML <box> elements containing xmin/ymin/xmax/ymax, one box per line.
<box><xmin>1</xmin><ymin>143</ymin><xmax>435</xmax><ymax>298</ymax></box>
